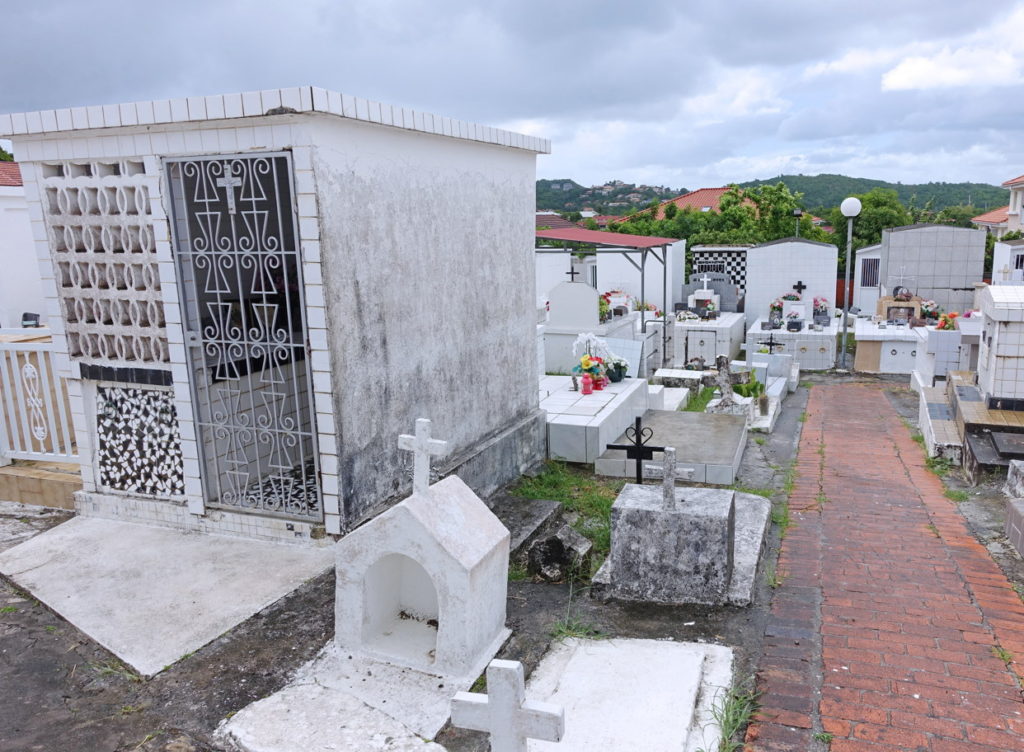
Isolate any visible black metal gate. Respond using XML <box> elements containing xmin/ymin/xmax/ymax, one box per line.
<box><xmin>165</xmin><ymin>153</ymin><xmax>321</xmax><ymax>520</ymax></box>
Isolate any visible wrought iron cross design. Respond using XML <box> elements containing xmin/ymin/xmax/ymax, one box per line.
<box><xmin>215</xmin><ymin>161</ymin><xmax>243</xmax><ymax>215</ymax></box>
<box><xmin>792</xmin><ymin>280</ymin><xmax>807</xmax><ymax>295</ymax></box>
<box><xmin>758</xmin><ymin>332</ymin><xmax>785</xmax><ymax>353</ymax></box>
<box><xmin>398</xmin><ymin>418</ymin><xmax>449</xmax><ymax>496</ymax></box>
<box><xmin>565</xmin><ymin>266</ymin><xmax>581</xmax><ymax>282</ymax></box>
<box><xmin>607</xmin><ymin>416</ymin><xmax>665</xmax><ymax>484</ymax></box>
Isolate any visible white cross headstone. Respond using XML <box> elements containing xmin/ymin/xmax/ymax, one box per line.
<box><xmin>1001</xmin><ymin>264</ymin><xmax>1013</xmax><ymax>282</ymax></box>
<box><xmin>216</xmin><ymin>161</ymin><xmax>243</xmax><ymax>215</ymax></box>
<box><xmin>891</xmin><ymin>266</ymin><xmax>915</xmax><ymax>290</ymax></box>
<box><xmin>451</xmin><ymin>659</ymin><xmax>565</xmax><ymax>752</ymax></box>
<box><xmin>398</xmin><ymin>418</ymin><xmax>449</xmax><ymax>496</ymax></box>
<box><xmin>644</xmin><ymin>447</ymin><xmax>693</xmax><ymax>506</ymax></box>
<box><xmin>699</xmin><ymin>274</ymin><xmax>712</xmax><ymax>292</ymax></box>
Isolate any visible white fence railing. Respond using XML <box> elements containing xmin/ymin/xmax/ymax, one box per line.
<box><xmin>0</xmin><ymin>334</ymin><xmax>79</xmax><ymax>464</ymax></box>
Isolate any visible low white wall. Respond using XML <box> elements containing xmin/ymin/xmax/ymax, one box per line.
<box><xmin>0</xmin><ymin>185</ymin><xmax>45</xmax><ymax>327</ymax></box>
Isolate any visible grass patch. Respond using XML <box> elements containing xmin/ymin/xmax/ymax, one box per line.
<box><xmin>925</xmin><ymin>455</ymin><xmax>956</xmax><ymax>476</ymax></box>
<box><xmin>0</xmin><ymin>605</ymin><xmax>17</xmax><ymax>615</ymax></box>
<box><xmin>816</xmin><ymin>492</ymin><xmax>829</xmax><ymax>506</ymax></box>
<box><xmin>799</xmin><ymin>381</ymin><xmax>813</xmax><ymax>389</ymax></box>
<box><xmin>512</xmin><ymin>461</ymin><xmax>624</xmax><ymax>558</ymax></box>
<box><xmin>926</xmin><ymin>522</ymin><xmax>941</xmax><ymax>538</ymax></box>
<box><xmin>549</xmin><ymin>614</ymin><xmax>605</xmax><ymax>641</ymax></box>
<box><xmin>813</xmin><ymin>731</ymin><xmax>834</xmax><ymax>745</ymax></box>
<box><xmin>684</xmin><ymin>386</ymin><xmax>717</xmax><ymax>413</ymax></box>
<box><xmin>798</xmin><ymin>411</ymin><xmax>808</xmax><ymax>423</ymax></box>
<box><xmin>944</xmin><ymin>489</ymin><xmax>970</xmax><ymax>502</ymax></box>
<box><xmin>90</xmin><ymin>659</ymin><xmax>142</xmax><ymax>683</ymax></box>
<box><xmin>910</xmin><ymin>431</ymin><xmax>924</xmax><ymax>446</ymax></box>
<box><xmin>754</xmin><ymin>436</ymin><xmax>766</xmax><ymax>446</ymax></box>
<box><xmin>508</xmin><ymin>562</ymin><xmax>530</xmax><ymax>582</ymax></box>
<box><xmin>992</xmin><ymin>645</ymin><xmax>1014</xmax><ymax>666</ymax></box>
<box><xmin>120</xmin><ymin>705</ymin><xmax>144</xmax><ymax>716</ymax></box>
<box><xmin>696</xmin><ymin>679</ymin><xmax>761</xmax><ymax>752</ymax></box>
<box><xmin>732</xmin><ymin>485</ymin><xmax>774</xmax><ymax>499</ymax></box>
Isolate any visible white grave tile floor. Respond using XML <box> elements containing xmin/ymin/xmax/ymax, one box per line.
<box><xmin>0</xmin><ymin>516</ymin><xmax>334</xmax><ymax>676</ymax></box>
<box><xmin>525</xmin><ymin>638</ymin><xmax>733</xmax><ymax>752</ymax></box>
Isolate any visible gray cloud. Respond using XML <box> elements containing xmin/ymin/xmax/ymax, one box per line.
<box><xmin>2</xmin><ymin>1</ymin><xmax>1023</xmax><ymax>187</ymax></box>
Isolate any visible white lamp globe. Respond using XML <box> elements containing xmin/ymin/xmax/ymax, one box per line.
<box><xmin>840</xmin><ymin>197</ymin><xmax>862</xmax><ymax>218</ymax></box>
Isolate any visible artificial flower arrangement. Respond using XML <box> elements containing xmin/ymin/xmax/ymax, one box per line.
<box><xmin>782</xmin><ymin>292</ymin><xmax>802</xmax><ymax>301</ymax></box>
<box><xmin>920</xmin><ymin>299</ymin><xmax>939</xmax><ymax>319</ymax></box>
<box><xmin>676</xmin><ymin>310</ymin><xmax>700</xmax><ymax>321</ymax></box>
<box><xmin>813</xmin><ymin>296</ymin><xmax>829</xmax><ymax>312</ymax></box>
<box><xmin>935</xmin><ymin>311</ymin><xmax>959</xmax><ymax>331</ymax></box>
<box><xmin>574</xmin><ymin>353</ymin><xmax>607</xmax><ymax>380</ymax></box>
<box><xmin>769</xmin><ymin>298</ymin><xmax>784</xmax><ymax>314</ymax></box>
<box><xmin>786</xmin><ymin>310</ymin><xmax>802</xmax><ymax>320</ymax></box>
<box><xmin>598</xmin><ymin>293</ymin><xmax>611</xmax><ymax>321</ymax></box>
<box><xmin>704</xmin><ymin>300</ymin><xmax>717</xmax><ymax>312</ymax></box>
<box><xmin>634</xmin><ymin>300</ymin><xmax>663</xmax><ymax>317</ymax></box>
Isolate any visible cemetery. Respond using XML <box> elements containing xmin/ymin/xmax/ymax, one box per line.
<box><xmin>2</xmin><ymin>82</ymin><xmax>1024</xmax><ymax>752</ymax></box>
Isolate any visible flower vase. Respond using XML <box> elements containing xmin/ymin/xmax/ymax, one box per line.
<box><xmin>608</xmin><ymin>365</ymin><xmax>625</xmax><ymax>383</ymax></box>
<box><xmin>593</xmin><ymin>374</ymin><xmax>604</xmax><ymax>390</ymax></box>
<box><xmin>581</xmin><ymin>374</ymin><xmax>593</xmax><ymax>395</ymax></box>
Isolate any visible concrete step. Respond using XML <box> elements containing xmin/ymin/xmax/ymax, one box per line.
<box><xmin>0</xmin><ymin>461</ymin><xmax>81</xmax><ymax>510</ymax></box>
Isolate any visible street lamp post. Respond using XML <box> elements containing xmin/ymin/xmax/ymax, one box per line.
<box><xmin>839</xmin><ymin>197</ymin><xmax>862</xmax><ymax>370</ymax></box>
<box><xmin>793</xmin><ymin>208</ymin><xmax>803</xmax><ymax>238</ymax></box>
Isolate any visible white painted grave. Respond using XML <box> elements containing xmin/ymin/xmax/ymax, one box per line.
<box><xmin>451</xmin><ymin>659</ymin><xmax>565</xmax><ymax>752</ymax></box>
<box><xmin>540</xmin><ymin>375</ymin><xmax>648</xmax><ymax>463</ymax></box>
<box><xmin>673</xmin><ymin>312</ymin><xmax>745</xmax><ymax>365</ymax></box>
<box><xmin>745</xmin><ymin>318</ymin><xmax>837</xmax><ymax>371</ymax></box>
<box><xmin>686</xmin><ymin>274</ymin><xmax>721</xmax><ymax>310</ymax></box>
<box><xmin>543</xmin><ymin>282</ymin><xmax>636</xmax><ymax>373</ymax></box>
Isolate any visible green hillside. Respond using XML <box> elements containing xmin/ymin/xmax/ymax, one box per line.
<box><xmin>739</xmin><ymin>174</ymin><xmax>1008</xmax><ymax>213</ymax></box>
<box><xmin>537</xmin><ymin>178</ymin><xmax>681</xmax><ymax>214</ymax></box>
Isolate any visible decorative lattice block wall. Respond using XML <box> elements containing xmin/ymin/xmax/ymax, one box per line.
<box><xmin>96</xmin><ymin>386</ymin><xmax>184</xmax><ymax>496</ymax></box>
<box><xmin>40</xmin><ymin>159</ymin><xmax>168</xmax><ymax>364</ymax></box>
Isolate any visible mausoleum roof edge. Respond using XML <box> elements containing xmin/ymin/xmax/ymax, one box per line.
<box><xmin>0</xmin><ymin>85</ymin><xmax>551</xmax><ymax>155</ymax></box>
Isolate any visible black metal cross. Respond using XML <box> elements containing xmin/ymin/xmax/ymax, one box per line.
<box><xmin>606</xmin><ymin>416</ymin><xmax>665</xmax><ymax>484</ymax></box>
<box><xmin>758</xmin><ymin>333</ymin><xmax>785</xmax><ymax>353</ymax></box>
<box><xmin>792</xmin><ymin>280</ymin><xmax>807</xmax><ymax>295</ymax></box>
<box><xmin>565</xmin><ymin>266</ymin><xmax>580</xmax><ymax>282</ymax></box>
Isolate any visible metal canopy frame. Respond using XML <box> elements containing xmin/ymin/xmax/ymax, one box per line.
<box><xmin>535</xmin><ymin>242</ymin><xmax>672</xmax><ymax>370</ymax></box>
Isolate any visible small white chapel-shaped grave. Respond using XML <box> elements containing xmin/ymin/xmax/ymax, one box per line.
<box><xmin>218</xmin><ymin>420</ymin><xmax>512</xmax><ymax>749</ymax></box>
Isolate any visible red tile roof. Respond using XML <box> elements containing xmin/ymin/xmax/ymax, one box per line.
<box><xmin>0</xmin><ymin>161</ymin><xmax>22</xmax><ymax>187</ymax></box>
<box><xmin>620</xmin><ymin>187</ymin><xmax>734</xmax><ymax>222</ymax></box>
<box><xmin>973</xmin><ymin>206</ymin><xmax>1009</xmax><ymax>225</ymax></box>
<box><xmin>535</xmin><ymin>212</ymin><xmax>579</xmax><ymax>230</ymax></box>
<box><xmin>1002</xmin><ymin>174</ymin><xmax>1024</xmax><ymax>187</ymax></box>
<box><xmin>536</xmin><ymin>227</ymin><xmax>678</xmax><ymax>249</ymax></box>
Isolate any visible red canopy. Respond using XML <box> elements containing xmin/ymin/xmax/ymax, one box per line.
<box><xmin>536</xmin><ymin>227</ymin><xmax>678</xmax><ymax>249</ymax></box>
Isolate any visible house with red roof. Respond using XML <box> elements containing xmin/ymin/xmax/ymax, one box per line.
<box><xmin>0</xmin><ymin>161</ymin><xmax>47</xmax><ymax>327</ymax></box>
<box><xmin>972</xmin><ymin>173</ymin><xmax>1024</xmax><ymax>239</ymax></box>
<box><xmin>620</xmin><ymin>186</ymin><xmax>733</xmax><ymax>222</ymax></box>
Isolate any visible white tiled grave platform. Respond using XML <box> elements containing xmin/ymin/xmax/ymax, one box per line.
<box><xmin>745</xmin><ymin>318</ymin><xmax>838</xmax><ymax>371</ymax></box>
<box><xmin>541</xmin><ymin>375</ymin><xmax>648</xmax><ymax>463</ymax></box>
<box><xmin>595</xmin><ymin>410</ymin><xmax>747</xmax><ymax>484</ymax></box>
<box><xmin>526</xmin><ymin>638</ymin><xmax>733</xmax><ymax>752</ymax></box>
<box><xmin>673</xmin><ymin>313</ymin><xmax>746</xmax><ymax>366</ymax></box>
<box><xmin>854</xmin><ymin>318</ymin><xmax>919</xmax><ymax>375</ymax></box>
<box><xmin>0</xmin><ymin>517</ymin><xmax>334</xmax><ymax>676</ymax></box>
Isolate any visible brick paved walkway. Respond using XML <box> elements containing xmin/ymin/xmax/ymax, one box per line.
<box><xmin>747</xmin><ymin>383</ymin><xmax>1024</xmax><ymax>752</ymax></box>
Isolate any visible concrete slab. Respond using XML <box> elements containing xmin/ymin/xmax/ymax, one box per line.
<box><xmin>216</xmin><ymin>683</ymin><xmax>445</xmax><ymax>752</ymax></box>
<box><xmin>0</xmin><ymin>500</ymin><xmax>72</xmax><ymax>553</ymax></box>
<box><xmin>525</xmin><ymin>638</ymin><xmax>733</xmax><ymax>752</ymax></box>
<box><xmin>0</xmin><ymin>516</ymin><xmax>334</xmax><ymax>676</ymax></box>
<box><xmin>595</xmin><ymin>410</ymin><xmax>746</xmax><ymax>485</ymax></box>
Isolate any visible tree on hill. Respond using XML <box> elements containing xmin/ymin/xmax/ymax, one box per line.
<box><xmin>826</xmin><ymin>188</ymin><xmax>912</xmax><ymax>273</ymax></box>
<box><xmin>0</xmin><ymin>147</ymin><xmax>12</xmax><ymax>161</ymax></box>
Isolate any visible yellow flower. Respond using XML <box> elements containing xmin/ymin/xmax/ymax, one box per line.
<box><xmin>580</xmin><ymin>355</ymin><xmax>592</xmax><ymax>369</ymax></box>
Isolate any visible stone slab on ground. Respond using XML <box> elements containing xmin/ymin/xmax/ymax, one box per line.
<box><xmin>595</xmin><ymin>410</ymin><xmax>746</xmax><ymax>485</ymax></box>
<box><xmin>486</xmin><ymin>494</ymin><xmax>562</xmax><ymax>558</ymax></box>
<box><xmin>0</xmin><ymin>516</ymin><xmax>334</xmax><ymax>676</ymax></box>
<box><xmin>220</xmin><ymin>641</ymin><xmax>490</xmax><ymax>748</ymax></box>
<box><xmin>217</xmin><ymin>683</ymin><xmax>445</xmax><ymax>752</ymax></box>
<box><xmin>525</xmin><ymin>638</ymin><xmax>733</xmax><ymax>752</ymax></box>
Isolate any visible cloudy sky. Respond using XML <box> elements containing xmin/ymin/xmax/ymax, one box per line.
<box><xmin>3</xmin><ymin>1</ymin><xmax>1023</xmax><ymax>190</ymax></box>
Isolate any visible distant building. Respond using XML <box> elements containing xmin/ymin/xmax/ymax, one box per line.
<box><xmin>971</xmin><ymin>172</ymin><xmax>1024</xmax><ymax>239</ymax></box>
<box><xmin>621</xmin><ymin>187</ymin><xmax>733</xmax><ymax>222</ymax></box>
<box><xmin>535</xmin><ymin>211</ymin><xmax>578</xmax><ymax>230</ymax></box>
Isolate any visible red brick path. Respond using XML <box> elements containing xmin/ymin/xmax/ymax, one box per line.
<box><xmin>747</xmin><ymin>383</ymin><xmax>1024</xmax><ymax>751</ymax></box>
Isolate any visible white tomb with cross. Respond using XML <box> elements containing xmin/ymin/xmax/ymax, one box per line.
<box><xmin>686</xmin><ymin>274</ymin><xmax>721</xmax><ymax>311</ymax></box>
<box><xmin>335</xmin><ymin>420</ymin><xmax>511</xmax><ymax>682</ymax></box>
<box><xmin>543</xmin><ymin>281</ymin><xmax>636</xmax><ymax>373</ymax></box>
<box><xmin>451</xmin><ymin>659</ymin><xmax>565</xmax><ymax>752</ymax></box>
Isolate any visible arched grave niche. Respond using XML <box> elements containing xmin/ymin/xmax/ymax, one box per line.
<box><xmin>361</xmin><ymin>553</ymin><xmax>439</xmax><ymax>669</ymax></box>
